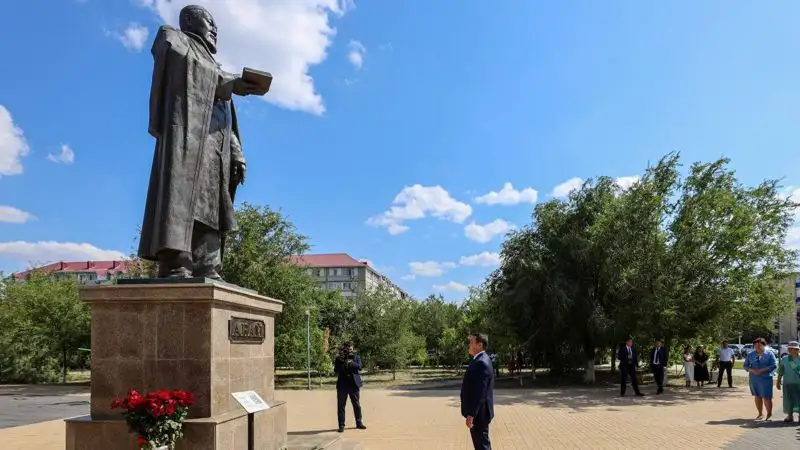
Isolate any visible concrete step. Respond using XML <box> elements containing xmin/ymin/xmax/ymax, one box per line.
<box><xmin>341</xmin><ymin>440</ymin><xmax>364</xmax><ymax>450</ymax></box>
<box><xmin>285</xmin><ymin>433</ymin><xmax>343</xmax><ymax>450</ymax></box>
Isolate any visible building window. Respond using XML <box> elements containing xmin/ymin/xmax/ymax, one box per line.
<box><xmin>327</xmin><ymin>282</ymin><xmax>343</xmax><ymax>290</ymax></box>
<box><xmin>305</xmin><ymin>268</ymin><xmax>313</xmax><ymax>276</ymax></box>
<box><xmin>342</xmin><ymin>282</ymin><xmax>353</xmax><ymax>291</ymax></box>
<box><xmin>316</xmin><ymin>268</ymin><xmax>325</xmax><ymax>277</ymax></box>
<box><xmin>350</xmin><ymin>268</ymin><xmax>359</xmax><ymax>276</ymax></box>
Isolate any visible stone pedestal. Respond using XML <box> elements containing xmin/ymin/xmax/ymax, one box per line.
<box><xmin>65</xmin><ymin>279</ymin><xmax>288</xmax><ymax>450</ymax></box>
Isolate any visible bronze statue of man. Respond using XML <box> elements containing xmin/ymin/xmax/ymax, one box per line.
<box><xmin>137</xmin><ymin>5</ymin><xmax>266</xmax><ymax>280</ymax></box>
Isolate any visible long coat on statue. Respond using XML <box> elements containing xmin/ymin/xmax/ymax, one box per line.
<box><xmin>138</xmin><ymin>25</ymin><xmax>244</xmax><ymax>261</ymax></box>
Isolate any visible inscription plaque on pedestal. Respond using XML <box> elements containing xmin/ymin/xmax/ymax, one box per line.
<box><xmin>229</xmin><ymin>317</ymin><xmax>266</xmax><ymax>343</ymax></box>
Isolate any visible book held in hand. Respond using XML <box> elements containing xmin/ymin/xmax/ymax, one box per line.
<box><xmin>241</xmin><ymin>67</ymin><xmax>273</xmax><ymax>95</ymax></box>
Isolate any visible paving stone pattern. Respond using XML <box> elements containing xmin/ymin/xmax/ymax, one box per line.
<box><xmin>1</xmin><ymin>384</ymin><xmax>798</xmax><ymax>449</ymax></box>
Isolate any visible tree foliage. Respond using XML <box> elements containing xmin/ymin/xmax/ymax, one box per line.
<box><xmin>488</xmin><ymin>153</ymin><xmax>798</xmax><ymax>381</ymax></box>
<box><xmin>0</xmin><ymin>270</ymin><xmax>90</xmax><ymax>383</ymax></box>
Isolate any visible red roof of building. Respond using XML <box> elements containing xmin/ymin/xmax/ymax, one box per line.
<box><xmin>288</xmin><ymin>253</ymin><xmax>369</xmax><ymax>268</ymax></box>
<box><xmin>12</xmin><ymin>260</ymin><xmax>131</xmax><ymax>280</ymax></box>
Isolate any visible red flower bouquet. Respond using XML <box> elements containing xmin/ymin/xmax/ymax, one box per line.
<box><xmin>111</xmin><ymin>389</ymin><xmax>195</xmax><ymax>450</ymax></box>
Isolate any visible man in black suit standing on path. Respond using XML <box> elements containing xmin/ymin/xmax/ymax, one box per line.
<box><xmin>334</xmin><ymin>342</ymin><xmax>366</xmax><ymax>433</ymax></box>
<box><xmin>460</xmin><ymin>333</ymin><xmax>494</xmax><ymax>450</ymax></box>
<box><xmin>617</xmin><ymin>337</ymin><xmax>645</xmax><ymax>397</ymax></box>
<box><xmin>649</xmin><ymin>338</ymin><xmax>667</xmax><ymax>394</ymax></box>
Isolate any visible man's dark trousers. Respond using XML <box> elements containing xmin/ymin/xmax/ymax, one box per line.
<box><xmin>717</xmin><ymin>361</ymin><xmax>733</xmax><ymax>387</ymax></box>
<box><xmin>617</xmin><ymin>345</ymin><xmax>643</xmax><ymax>396</ymax></box>
<box><xmin>336</xmin><ymin>384</ymin><xmax>362</xmax><ymax>428</ymax></box>
<box><xmin>470</xmin><ymin>421</ymin><xmax>490</xmax><ymax>450</ymax></box>
<box><xmin>651</xmin><ymin>364</ymin><xmax>665</xmax><ymax>393</ymax></box>
<box><xmin>620</xmin><ymin>365</ymin><xmax>642</xmax><ymax>396</ymax></box>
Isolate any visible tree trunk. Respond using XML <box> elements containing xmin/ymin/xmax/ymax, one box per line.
<box><xmin>583</xmin><ymin>342</ymin><xmax>596</xmax><ymax>384</ymax></box>
<box><xmin>392</xmin><ymin>369</ymin><xmax>396</xmax><ymax>381</ymax></box>
<box><xmin>611</xmin><ymin>349</ymin><xmax>617</xmax><ymax>374</ymax></box>
<box><xmin>62</xmin><ymin>346</ymin><xmax>68</xmax><ymax>384</ymax></box>
<box><xmin>583</xmin><ymin>360</ymin><xmax>596</xmax><ymax>384</ymax></box>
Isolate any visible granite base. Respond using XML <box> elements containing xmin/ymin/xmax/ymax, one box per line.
<box><xmin>65</xmin><ymin>401</ymin><xmax>287</xmax><ymax>450</ymax></box>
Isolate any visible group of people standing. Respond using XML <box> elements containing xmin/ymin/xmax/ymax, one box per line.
<box><xmin>618</xmin><ymin>336</ymin><xmax>800</xmax><ymax>423</ymax></box>
<box><xmin>682</xmin><ymin>343</ymin><xmax>724</xmax><ymax>387</ymax></box>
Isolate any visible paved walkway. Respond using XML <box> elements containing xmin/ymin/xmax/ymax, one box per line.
<box><xmin>0</xmin><ymin>384</ymin><xmax>797</xmax><ymax>449</ymax></box>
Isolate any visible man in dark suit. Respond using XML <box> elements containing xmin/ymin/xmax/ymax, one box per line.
<box><xmin>649</xmin><ymin>338</ymin><xmax>668</xmax><ymax>394</ymax></box>
<box><xmin>460</xmin><ymin>333</ymin><xmax>494</xmax><ymax>450</ymax></box>
<box><xmin>617</xmin><ymin>337</ymin><xmax>645</xmax><ymax>397</ymax></box>
<box><xmin>334</xmin><ymin>342</ymin><xmax>366</xmax><ymax>433</ymax></box>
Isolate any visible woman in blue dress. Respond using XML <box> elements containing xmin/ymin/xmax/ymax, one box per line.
<box><xmin>743</xmin><ymin>337</ymin><xmax>777</xmax><ymax>420</ymax></box>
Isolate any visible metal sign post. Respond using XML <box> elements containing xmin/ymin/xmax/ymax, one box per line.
<box><xmin>231</xmin><ymin>390</ymin><xmax>270</xmax><ymax>450</ymax></box>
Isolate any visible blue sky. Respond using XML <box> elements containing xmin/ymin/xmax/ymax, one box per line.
<box><xmin>2</xmin><ymin>1</ymin><xmax>800</xmax><ymax>300</ymax></box>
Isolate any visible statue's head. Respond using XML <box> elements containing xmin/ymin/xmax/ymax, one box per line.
<box><xmin>179</xmin><ymin>5</ymin><xmax>218</xmax><ymax>54</ymax></box>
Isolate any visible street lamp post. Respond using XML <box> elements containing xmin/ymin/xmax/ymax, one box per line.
<box><xmin>306</xmin><ymin>309</ymin><xmax>311</xmax><ymax>390</ymax></box>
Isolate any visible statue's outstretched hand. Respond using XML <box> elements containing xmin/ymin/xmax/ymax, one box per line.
<box><xmin>233</xmin><ymin>78</ymin><xmax>262</xmax><ymax>96</ymax></box>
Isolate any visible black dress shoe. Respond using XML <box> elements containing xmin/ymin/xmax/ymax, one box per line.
<box><xmin>337</xmin><ymin>427</ymin><xmax>344</xmax><ymax>433</ymax></box>
<box><xmin>356</xmin><ymin>424</ymin><xmax>367</xmax><ymax>430</ymax></box>
<box><xmin>636</xmin><ymin>392</ymin><xmax>645</xmax><ymax>396</ymax></box>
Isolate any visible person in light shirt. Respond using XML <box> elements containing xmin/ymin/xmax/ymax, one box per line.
<box><xmin>716</xmin><ymin>340</ymin><xmax>736</xmax><ymax>388</ymax></box>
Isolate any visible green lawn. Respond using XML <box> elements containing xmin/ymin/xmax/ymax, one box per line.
<box><xmin>276</xmin><ymin>367</ymin><xmax>463</xmax><ymax>390</ymax></box>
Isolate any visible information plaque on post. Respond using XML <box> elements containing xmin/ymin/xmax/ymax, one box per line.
<box><xmin>232</xmin><ymin>391</ymin><xmax>270</xmax><ymax>450</ymax></box>
<box><xmin>232</xmin><ymin>390</ymin><xmax>270</xmax><ymax>414</ymax></box>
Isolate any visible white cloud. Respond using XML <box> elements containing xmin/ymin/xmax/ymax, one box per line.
<box><xmin>615</xmin><ymin>175</ymin><xmax>640</xmax><ymax>190</ymax></box>
<box><xmin>347</xmin><ymin>40</ymin><xmax>365</xmax><ymax>69</ymax></box>
<box><xmin>400</xmin><ymin>274</ymin><xmax>415</xmax><ymax>281</ymax></box>
<box><xmin>551</xmin><ymin>177</ymin><xmax>583</xmax><ymax>198</ymax></box>
<box><xmin>432</xmin><ymin>281</ymin><xmax>469</xmax><ymax>293</ymax></box>
<box><xmin>0</xmin><ymin>105</ymin><xmax>30</xmax><ymax>177</ymax></box>
<box><xmin>786</xmin><ymin>227</ymin><xmax>800</xmax><ymax>250</ymax></box>
<box><xmin>459</xmin><ymin>251</ymin><xmax>501</xmax><ymax>267</ymax></box>
<box><xmin>0</xmin><ymin>241</ymin><xmax>125</xmax><ymax>264</ymax></box>
<box><xmin>116</xmin><ymin>23</ymin><xmax>150</xmax><ymax>51</ymax></box>
<box><xmin>464</xmin><ymin>219</ymin><xmax>514</xmax><ymax>244</ymax></box>
<box><xmin>46</xmin><ymin>144</ymin><xmax>75</xmax><ymax>165</ymax></box>
<box><xmin>474</xmin><ymin>182</ymin><xmax>538</xmax><ymax>206</ymax></box>
<box><xmin>408</xmin><ymin>260</ymin><xmax>456</xmax><ymax>277</ymax></box>
<box><xmin>0</xmin><ymin>206</ymin><xmax>35</xmax><ymax>224</ymax></box>
<box><xmin>139</xmin><ymin>0</ymin><xmax>355</xmax><ymax>115</ymax></box>
<box><xmin>367</xmin><ymin>185</ymin><xmax>472</xmax><ymax>235</ymax></box>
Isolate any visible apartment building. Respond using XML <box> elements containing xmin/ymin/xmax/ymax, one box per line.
<box><xmin>12</xmin><ymin>260</ymin><xmax>131</xmax><ymax>284</ymax></box>
<box><xmin>289</xmin><ymin>253</ymin><xmax>409</xmax><ymax>299</ymax></box>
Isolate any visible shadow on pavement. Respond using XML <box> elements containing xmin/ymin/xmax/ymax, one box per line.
<box><xmin>707</xmin><ymin>417</ymin><xmax>799</xmax><ymax>430</ymax></box>
<box><xmin>389</xmin><ymin>384</ymin><xmax>745</xmax><ymax>412</ymax></box>
<box><xmin>0</xmin><ymin>384</ymin><xmax>89</xmax><ymax>397</ymax></box>
<box><xmin>288</xmin><ymin>428</ymin><xmax>340</xmax><ymax>436</ymax></box>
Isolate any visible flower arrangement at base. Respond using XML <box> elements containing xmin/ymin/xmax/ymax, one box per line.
<box><xmin>111</xmin><ymin>389</ymin><xmax>196</xmax><ymax>450</ymax></box>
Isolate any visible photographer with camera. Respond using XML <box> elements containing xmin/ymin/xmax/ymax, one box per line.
<box><xmin>334</xmin><ymin>342</ymin><xmax>366</xmax><ymax>433</ymax></box>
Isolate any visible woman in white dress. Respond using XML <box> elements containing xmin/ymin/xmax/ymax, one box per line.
<box><xmin>683</xmin><ymin>345</ymin><xmax>695</xmax><ymax>387</ymax></box>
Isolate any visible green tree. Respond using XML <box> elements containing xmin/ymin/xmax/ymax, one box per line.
<box><xmin>604</xmin><ymin>155</ymin><xmax>797</xmax><ymax>350</ymax></box>
<box><xmin>411</xmin><ymin>294</ymin><xmax>461</xmax><ymax>365</ymax></box>
<box><xmin>352</xmin><ymin>285</ymin><xmax>424</xmax><ymax>377</ymax></box>
<box><xmin>0</xmin><ymin>270</ymin><xmax>89</xmax><ymax>383</ymax></box>
<box><xmin>487</xmin><ymin>153</ymin><xmax>797</xmax><ymax>382</ymax></box>
<box><xmin>221</xmin><ymin>203</ymin><xmax>329</xmax><ymax>370</ymax></box>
